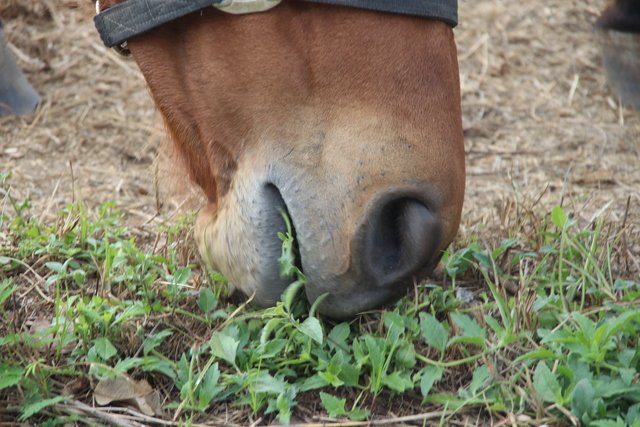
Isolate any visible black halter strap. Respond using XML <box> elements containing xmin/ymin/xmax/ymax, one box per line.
<box><xmin>94</xmin><ymin>0</ymin><xmax>458</xmax><ymax>50</ymax></box>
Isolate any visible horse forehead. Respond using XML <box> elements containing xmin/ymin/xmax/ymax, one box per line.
<box><xmin>132</xmin><ymin>6</ymin><xmax>458</xmax><ymax>145</ymax></box>
<box><xmin>177</xmin><ymin>7</ymin><xmax>453</xmax><ymax>85</ymax></box>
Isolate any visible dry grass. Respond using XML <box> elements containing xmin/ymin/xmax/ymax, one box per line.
<box><xmin>457</xmin><ymin>0</ymin><xmax>640</xmax><ymax>235</ymax></box>
<box><xmin>0</xmin><ymin>0</ymin><xmax>197</xmax><ymax>239</ymax></box>
<box><xmin>0</xmin><ymin>0</ymin><xmax>50</xmax><ymax>20</ymax></box>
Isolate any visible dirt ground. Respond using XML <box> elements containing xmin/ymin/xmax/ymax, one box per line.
<box><xmin>1</xmin><ymin>0</ymin><xmax>639</xmax><ymax>244</ymax></box>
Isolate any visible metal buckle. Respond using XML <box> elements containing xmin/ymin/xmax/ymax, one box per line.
<box><xmin>213</xmin><ymin>0</ymin><xmax>282</xmax><ymax>15</ymax></box>
<box><xmin>113</xmin><ymin>41</ymin><xmax>131</xmax><ymax>56</ymax></box>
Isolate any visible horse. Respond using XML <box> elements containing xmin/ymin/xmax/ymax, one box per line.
<box><xmin>94</xmin><ymin>0</ymin><xmax>465</xmax><ymax>318</ymax></box>
<box><xmin>595</xmin><ymin>0</ymin><xmax>640</xmax><ymax>110</ymax></box>
<box><xmin>596</xmin><ymin>0</ymin><xmax>640</xmax><ymax>33</ymax></box>
<box><xmin>0</xmin><ymin>20</ymin><xmax>39</xmax><ymax>116</ymax></box>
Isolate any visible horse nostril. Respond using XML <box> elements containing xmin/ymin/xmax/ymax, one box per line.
<box><xmin>263</xmin><ymin>183</ymin><xmax>301</xmax><ymax>274</ymax></box>
<box><xmin>363</xmin><ymin>197</ymin><xmax>442</xmax><ymax>286</ymax></box>
<box><xmin>248</xmin><ymin>183</ymin><xmax>299</xmax><ymax>303</ymax></box>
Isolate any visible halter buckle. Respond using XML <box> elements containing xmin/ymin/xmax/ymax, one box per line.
<box><xmin>213</xmin><ymin>0</ymin><xmax>282</xmax><ymax>15</ymax></box>
<box><xmin>95</xmin><ymin>1</ymin><xmax>131</xmax><ymax>56</ymax></box>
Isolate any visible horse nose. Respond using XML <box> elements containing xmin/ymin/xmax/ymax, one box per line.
<box><xmin>360</xmin><ymin>197</ymin><xmax>442</xmax><ymax>287</ymax></box>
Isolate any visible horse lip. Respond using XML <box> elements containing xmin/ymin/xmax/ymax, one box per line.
<box><xmin>307</xmin><ymin>284</ymin><xmax>406</xmax><ymax>319</ymax></box>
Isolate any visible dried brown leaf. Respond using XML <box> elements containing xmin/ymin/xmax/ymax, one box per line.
<box><xmin>94</xmin><ymin>377</ymin><xmax>153</xmax><ymax>406</ymax></box>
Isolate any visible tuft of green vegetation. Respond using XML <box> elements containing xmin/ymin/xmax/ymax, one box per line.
<box><xmin>1</xmin><ymin>172</ymin><xmax>639</xmax><ymax>426</ymax></box>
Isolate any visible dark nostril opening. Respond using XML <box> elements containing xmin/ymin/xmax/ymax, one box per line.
<box><xmin>264</xmin><ymin>183</ymin><xmax>287</xmax><ymax>220</ymax></box>
<box><xmin>264</xmin><ymin>184</ymin><xmax>302</xmax><ymax>277</ymax></box>
<box><xmin>364</xmin><ymin>197</ymin><xmax>441</xmax><ymax>286</ymax></box>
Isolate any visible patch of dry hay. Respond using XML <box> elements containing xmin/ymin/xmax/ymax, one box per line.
<box><xmin>456</xmin><ymin>0</ymin><xmax>640</xmax><ymax>266</ymax></box>
<box><xmin>0</xmin><ymin>0</ymin><xmax>50</xmax><ymax>20</ymax></box>
<box><xmin>0</xmin><ymin>0</ymin><xmax>199</xmax><ymax>237</ymax></box>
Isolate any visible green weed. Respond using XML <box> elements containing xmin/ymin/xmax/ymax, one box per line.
<box><xmin>1</xmin><ymin>171</ymin><xmax>638</xmax><ymax>426</ymax></box>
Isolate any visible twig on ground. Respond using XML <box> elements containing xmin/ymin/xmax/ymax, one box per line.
<box><xmin>275</xmin><ymin>410</ymin><xmax>455</xmax><ymax>427</ymax></box>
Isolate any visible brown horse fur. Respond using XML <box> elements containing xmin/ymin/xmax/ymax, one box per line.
<box><xmin>99</xmin><ymin>0</ymin><xmax>465</xmax><ymax>318</ymax></box>
<box><xmin>596</xmin><ymin>0</ymin><xmax>640</xmax><ymax>33</ymax></box>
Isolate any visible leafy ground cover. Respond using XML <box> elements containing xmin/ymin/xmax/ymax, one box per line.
<box><xmin>1</xmin><ymin>171</ymin><xmax>639</xmax><ymax>426</ymax></box>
